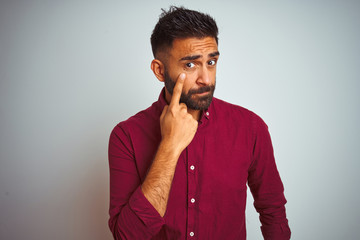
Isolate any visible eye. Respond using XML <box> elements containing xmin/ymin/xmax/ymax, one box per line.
<box><xmin>185</xmin><ymin>62</ymin><xmax>195</xmax><ymax>68</ymax></box>
<box><xmin>208</xmin><ymin>59</ymin><xmax>216</xmax><ymax>66</ymax></box>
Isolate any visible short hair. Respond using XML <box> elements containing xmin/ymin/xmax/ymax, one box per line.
<box><xmin>150</xmin><ymin>6</ymin><xmax>219</xmax><ymax>58</ymax></box>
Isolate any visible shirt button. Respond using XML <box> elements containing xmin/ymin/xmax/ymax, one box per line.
<box><xmin>190</xmin><ymin>232</ymin><xmax>194</xmax><ymax>237</ymax></box>
<box><xmin>206</xmin><ymin>111</ymin><xmax>209</xmax><ymax>116</ymax></box>
<box><xmin>190</xmin><ymin>165</ymin><xmax>195</xmax><ymax>171</ymax></box>
<box><xmin>191</xmin><ymin>198</ymin><xmax>195</xmax><ymax>203</ymax></box>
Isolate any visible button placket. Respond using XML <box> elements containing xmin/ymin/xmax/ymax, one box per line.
<box><xmin>187</xmin><ymin>146</ymin><xmax>197</xmax><ymax>239</ymax></box>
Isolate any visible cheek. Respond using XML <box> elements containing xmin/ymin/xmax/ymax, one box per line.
<box><xmin>185</xmin><ymin>70</ymin><xmax>197</xmax><ymax>79</ymax></box>
<box><xmin>183</xmin><ymin>75</ymin><xmax>197</xmax><ymax>91</ymax></box>
<box><xmin>209</xmin><ymin>69</ymin><xmax>217</xmax><ymax>83</ymax></box>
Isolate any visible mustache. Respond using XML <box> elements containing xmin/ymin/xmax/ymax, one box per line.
<box><xmin>188</xmin><ymin>85</ymin><xmax>215</xmax><ymax>95</ymax></box>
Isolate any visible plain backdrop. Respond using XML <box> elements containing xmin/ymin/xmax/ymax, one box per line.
<box><xmin>1</xmin><ymin>1</ymin><xmax>359</xmax><ymax>239</ymax></box>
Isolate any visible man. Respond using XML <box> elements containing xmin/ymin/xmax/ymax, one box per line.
<box><xmin>108</xmin><ymin>6</ymin><xmax>291</xmax><ymax>240</ymax></box>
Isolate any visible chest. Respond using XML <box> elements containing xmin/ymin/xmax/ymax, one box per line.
<box><xmin>181</xmin><ymin>127</ymin><xmax>252</xmax><ymax>194</ymax></box>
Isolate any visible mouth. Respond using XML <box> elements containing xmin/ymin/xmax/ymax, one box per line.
<box><xmin>190</xmin><ymin>86</ymin><xmax>212</xmax><ymax>95</ymax></box>
<box><xmin>195</xmin><ymin>91</ymin><xmax>210</xmax><ymax>96</ymax></box>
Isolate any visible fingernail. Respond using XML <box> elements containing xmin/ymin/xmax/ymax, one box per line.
<box><xmin>180</xmin><ymin>73</ymin><xmax>185</xmax><ymax>80</ymax></box>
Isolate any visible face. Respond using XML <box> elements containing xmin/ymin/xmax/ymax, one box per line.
<box><xmin>163</xmin><ymin>37</ymin><xmax>219</xmax><ymax>110</ymax></box>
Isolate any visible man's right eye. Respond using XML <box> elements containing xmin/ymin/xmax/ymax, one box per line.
<box><xmin>186</xmin><ymin>62</ymin><xmax>195</xmax><ymax>68</ymax></box>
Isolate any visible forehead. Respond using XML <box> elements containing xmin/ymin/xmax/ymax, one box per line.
<box><xmin>170</xmin><ymin>37</ymin><xmax>218</xmax><ymax>58</ymax></box>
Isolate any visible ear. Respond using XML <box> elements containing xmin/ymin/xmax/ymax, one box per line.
<box><xmin>151</xmin><ymin>59</ymin><xmax>165</xmax><ymax>82</ymax></box>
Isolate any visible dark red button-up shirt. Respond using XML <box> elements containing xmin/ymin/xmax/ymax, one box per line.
<box><xmin>108</xmin><ymin>89</ymin><xmax>290</xmax><ymax>239</ymax></box>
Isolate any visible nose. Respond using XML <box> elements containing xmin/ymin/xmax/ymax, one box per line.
<box><xmin>196</xmin><ymin>67</ymin><xmax>211</xmax><ymax>86</ymax></box>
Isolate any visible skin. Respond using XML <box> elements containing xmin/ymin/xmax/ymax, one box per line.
<box><xmin>141</xmin><ymin>37</ymin><xmax>219</xmax><ymax>217</ymax></box>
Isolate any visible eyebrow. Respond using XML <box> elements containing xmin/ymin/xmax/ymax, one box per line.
<box><xmin>209</xmin><ymin>51</ymin><xmax>220</xmax><ymax>58</ymax></box>
<box><xmin>180</xmin><ymin>51</ymin><xmax>220</xmax><ymax>61</ymax></box>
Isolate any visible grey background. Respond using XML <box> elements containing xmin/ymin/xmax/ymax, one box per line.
<box><xmin>1</xmin><ymin>0</ymin><xmax>359</xmax><ymax>239</ymax></box>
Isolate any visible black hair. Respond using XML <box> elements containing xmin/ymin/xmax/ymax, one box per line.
<box><xmin>150</xmin><ymin>6</ymin><xmax>219</xmax><ymax>58</ymax></box>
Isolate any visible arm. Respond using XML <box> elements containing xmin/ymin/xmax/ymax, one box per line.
<box><xmin>108</xmin><ymin>124</ymin><xmax>164</xmax><ymax>239</ymax></box>
<box><xmin>141</xmin><ymin>73</ymin><xmax>198</xmax><ymax>217</ymax></box>
<box><xmin>108</xmin><ymin>73</ymin><xmax>198</xmax><ymax>239</ymax></box>
<box><xmin>248</xmin><ymin>117</ymin><xmax>291</xmax><ymax>240</ymax></box>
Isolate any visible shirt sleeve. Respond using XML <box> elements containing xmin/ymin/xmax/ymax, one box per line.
<box><xmin>247</xmin><ymin>116</ymin><xmax>291</xmax><ymax>240</ymax></box>
<box><xmin>108</xmin><ymin>123</ymin><xmax>165</xmax><ymax>239</ymax></box>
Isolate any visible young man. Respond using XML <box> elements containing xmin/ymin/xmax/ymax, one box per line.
<box><xmin>108</xmin><ymin>6</ymin><xmax>291</xmax><ymax>239</ymax></box>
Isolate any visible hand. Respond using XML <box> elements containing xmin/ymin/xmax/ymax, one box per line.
<box><xmin>160</xmin><ymin>73</ymin><xmax>198</xmax><ymax>154</ymax></box>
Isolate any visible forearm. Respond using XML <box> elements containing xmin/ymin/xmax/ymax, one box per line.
<box><xmin>109</xmin><ymin>186</ymin><xmax>166</xmax><ymax>240</ymax></box>
<box><xmin>108</xmin><ymin>125</ymin><xmax>166</xmax><ymax>239</ymax></box>
<box><xmin>141</xmin><ymin>140</ymin><xmax>181</xmax><ymax>217</ymax></box>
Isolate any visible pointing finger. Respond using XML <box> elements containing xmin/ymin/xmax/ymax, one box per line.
<box><xmin>170</xmin><ymin>73</ymin><xmax>185</xmax><ymax>107</ymax></box>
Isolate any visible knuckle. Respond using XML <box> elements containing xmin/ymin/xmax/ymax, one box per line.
<box><xmin>168</xmin><ymin>109</ymin><xmax>175</xmax><ymax>116</ymax></box>
<box><xmin>179</xmin><ymin>103</ymin><xmax>187</xmax><ymax>108</ymax></box>
<box><xmin>180</xmin><ymin>108</ymin><xmax>187</xmax><ymax>115</ymax></box>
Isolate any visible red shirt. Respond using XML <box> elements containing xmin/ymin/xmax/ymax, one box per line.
<box><xmin>108</xmin><ymin>89</ymin><xmax>291</xmax><ymax>239</ymax></box>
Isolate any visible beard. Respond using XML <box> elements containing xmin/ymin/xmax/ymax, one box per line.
<box><xmin>164</xmin><ymin>69</ymin><xmax>216</xmax><ymax>110</ymax></box>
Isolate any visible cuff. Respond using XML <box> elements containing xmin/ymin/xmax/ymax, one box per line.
<box><xmin>261</xmin><ymin>223</ymin><xmax>291</xmax><ymax>240</ymax></box>
<box><xmin>129</xmin><ymin>186</ymin><xmax>165</xmax><ymax>235</ymax></box>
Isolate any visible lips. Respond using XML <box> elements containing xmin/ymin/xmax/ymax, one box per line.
<box><xmin>195</xmin><ymin>91</ymin><xmax>210</xmax><ymax>96</ymax></box>
<box><xmin>189</xmin><ymin>86</ymin><xmax>212</xmax><ymax>95</ymax></box>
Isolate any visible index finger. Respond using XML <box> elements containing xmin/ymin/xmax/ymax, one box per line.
<box><xmin>169</xmin><ymin>73</ymin><xmax>186</xmax><ymax>107</ymax></box>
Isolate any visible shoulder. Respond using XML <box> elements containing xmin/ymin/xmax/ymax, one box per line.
<box><xmin>211</xmin><ymin>97</ymin><xmax>266</xmax><ymax>125</ymax></box>
<box><xmin>210</xmin><ymin>98</ymin><xmax>270</xmax><ymax>139</ymax></box>
<box><xmin>111</xmin><ymin>101</ymin><xmax>162</xmax><ymax>139</ymax></box>
<box><xmin>208</xmin><ymin>98</ymin><xmax>270</xmax><ymax>147</ymax></box>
